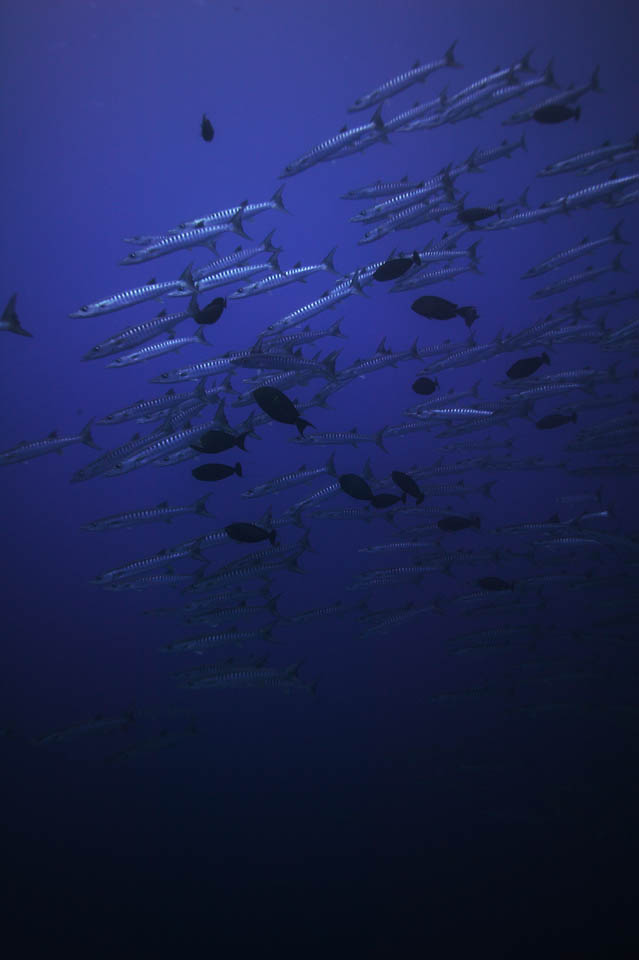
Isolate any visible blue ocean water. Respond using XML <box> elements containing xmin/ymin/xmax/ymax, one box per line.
<box><xmin>1</xmin><ymin>0</ymin><xmax>638</xmax><ymax>953</ymax></box>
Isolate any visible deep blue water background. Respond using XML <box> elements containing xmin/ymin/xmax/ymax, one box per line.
<box><xmin>1</xmin><ymin>0</ymin><xmax>638</xmax><ymax>953</ymax></box>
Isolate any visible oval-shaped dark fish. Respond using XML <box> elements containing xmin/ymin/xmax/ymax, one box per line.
<box><xmin>339</xmin><ymin>473</ymin><xmax>373</xmax><ymax>501</ymax></box>
<box><xmin>536</xmin><ymin>412</ymin><xmax>577</xmax><ymax>430</ymax></box>
<box><xmin>192</xmin><ymin>462</ymin><xmax>242</xmax><ymax>482</ymax></box>
<box><xmin>477</xmin><ymin>576</ymin><xmax>514</xmax><ymax>591</ymax></box>
<box><xmin>225</xmin><ymin>522</ymin><xmax>277</xmax><ymax>545</ymax></box>
<box><xmin>391</xmin><ymin>470</ymin><xmax>424</xmax><ymax>505</ymax></box>
<box><xmin>373</xmin><ymin>251</ymin><xmax>420</xmax><ymax>282</ymax></box>
<box><xmin>370</xmin><ymin>493</ymin><xmax>405</xmax><ymax>509</ymax></box>
<box><xmin>506</xmin><ymin>352</ymin><xmax>550</xmax><ymax>380</ymax></box>
<box><xmin>253</xmin><ymin>386</ymin><xmax>313</xmax><ymax>436</ymax></box>
<box><xmin>533</xmin><ymin>104</ymin><xmax>581</xmax><ymax>125</ymax></box>
<box><xmin>458</xmin><ymin>205</ymin><xmax>499</xmax><ymax>225</ymax></box>
<box><xmin>201</xmin><ymin>113</ymin><xmax>215</xmax><ymax>142</ymax></box>
<box><xmin>411</xmin><ymin>296</ymin><xmax>459</xmax><ymax>320</ymax></box>
<box><xmin>437</xmin><ymin>514</ymin><xmax>481</xmax><ymax>532</ymax></box>
<box><xmin>412</xmin><ymin>376</ymin><xmax>439</xmax><ymax>396</ymax></box>
<box><xmin>195</xmin><ymin>297</ymin><xmax>226</xmax><ymax>325</ymax></box>
<box><xmin>191</xmin><ymin>429</ymin><xmax>247</xmax><ymax>453</ymax></box>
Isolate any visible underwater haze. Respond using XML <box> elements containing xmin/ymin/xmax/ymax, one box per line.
<box><xmin>1</xmin><ymin>0</ymin><xmax>639</xmax><ymax>954</ymax></box>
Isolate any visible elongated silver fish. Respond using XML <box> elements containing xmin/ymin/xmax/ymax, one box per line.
<box><xmin>107</xmin><ymin>326</ymin><xmax>210</xmax><ymax>367</ymax></box>
<box><xmin>82</xmin><ymin>494</ymin><xmax>213</xmax><ymax>531</ymax></box>
<box><xmin>69</xmin><ymin>265</ymin><xmax>196</xmax><ymax>317</ymax></box>
<box><xmin>119</xmin><ymin>212</ymin><xmax>249</xmax><ymax>265</ymax></box>
<box><xmin>348</xmin><ymin>41</ymin><xmax>462</xmax><ymax>112</ymax></box>
<box><xmin>1</xmin><ymin>419</ymin><xmax>99</xmax><ymax>466</ymax></box>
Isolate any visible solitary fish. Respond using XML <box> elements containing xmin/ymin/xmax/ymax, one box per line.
<box><xmin>411</xmin><ymin>295</ymin><xmax>478</xmax><ymax>328</ymax></box>
<box><xmin>1</xmin><ymin>294</ymin><xmax>32</xmax><ymax>337</ymax></box>
<box><xmin>536</xmin><ymin>412</ymin><xmax>578</xmax><ymax>430</ymax></box>
<box><xmin>533</xmin><ymin>104</ymin><xmax>581</xmax><ymax>124</ymax></box>
<box><xmin>225</xmin><ymin>522</ymin><xmax>277</xmax><ymax>545</ymax></box>
<box><xmin>192</xmin><ymin>462</ymin><xmax>242</xmax><ymax>482</ymax></box>
<box><xmin>506</xmin><ymin>353</ymin><xmax>550</xmax><ymax>379</ymax></box>
<box><xmin>373</xmin><ymin>251</ymin><xmax>421</xmax><ymax>282</ymax></box>
<box><xmin>412</xmin><ymin>376</ymin><xmax>439</xmax><ymax>395</ymax></box>
<box><xmin>201</xmin><ymin>113</ymin><xmax>214</xmax><ymax>141</ymax></box>
<box><xmin>392</xmin><ymin>470</ymin><xmax>424</xmax><ymax>504</ymax></box>
<box><xmin>339</xmin><ymin>473</ymin><xmax>374</xmax><ymax>501</ymax></box>
<box><xmin>194</xmin><ymin>296</ymin><xmax>226</xmax><ymax>324</ymax></box>
<box><xmin>253</xmin><ymin>386</ymin><xmax>314</xmax><ymax>435</ymax></box>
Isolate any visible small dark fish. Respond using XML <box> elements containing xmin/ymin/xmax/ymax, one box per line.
<box><xmin>339</xmin><ymin>473</ymin><xmax>374</xmax><ymax>501</ymax></box>
<box><xmin>192</xmin><ymin>462</ymin><xmax>242</xmax><ymax>482</ymax></box>
<box><xmin>253</xmin><ymin>386</ymin><xmax>314</xmax><ymax>436</ymax></box>
<box><xmin>458</xmin><ymin>205</ymin><xmax>499</xmax><ymax>225</ymax></box>
<box><xmin>533</xmin><ymin>104</ymin><xmax>581</xmax><ymax>125</ymax></box>
<box><xmin>201</xmin><ymin>113</ymin><xmax>215</xmax><ymax>142</ymax></box>
<box><xmin>391</xmin><ymin>470</ymin><xmax>424</xmax><ymax>504</ymax></box>
<box><xmin>195</xmin><ymin>297</ymin><xmax>226</xmax><ymax>325</ymax></box>
<box><xmin>191</xmin><ymin>429</ymin><xmax>248</xmax><ymax>453</ymax></box>
<box><xmin>506</xmin><ymin>352</ymin><xmax>550</xmax><ymax>380</ymax></box>
<box><xmin>411</xmin><ymin>296</ymin><xmax>478</xmax><ymax>328</ymax></box>
<box><xmin>536</xmin><ymin>412</ymin><xmax>577</xmax><ymax>430</ymax></box>
<box><xmin>412</xmin><ymin>376</ymin><xmax>439</xmax><ymax>396</ymax></box>
<box><xmin>225</xmin><ymin>522</ymin><xmax>277</xmax><ymax>545</ymax></box>
<box><xmin>437</xmin><ymin>514</ymin><xmax>481</xmax><ymax>532</ymax></box>
<box><xmin>477</xmin><ymin>576</ymin><xmax>514</xmax><ymax>591</ymax></box>
<box><xmin>373</xmin><ymin>251</ymin><xmax>421</xmax><ymax>282</ymax></box>
<box><xmin>370</xmin><ymin>493</ymin><xmax>406</xmax><ymax>509</ymax></box>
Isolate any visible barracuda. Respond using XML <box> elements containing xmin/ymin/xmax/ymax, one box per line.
<box><xmin>82</xmin><ymin>493</ymin><xmax>212</xmax><ymax>531</ymax></box>
<box><xmin>107</xmin><ymin>326</ymin><xmax>210</xmax><ymax>367</ymax></box>
<box><xmin>348</xmin><ymin>41</ymin><xmax>462</xmax><ymax>112</ymax></box>
<box><xmin>69</xmin><ymin>265</ymin><xmax>196</xmax><ymax>318</ymax></box>
<box><xmin>352</xmin><ymin>169</ymin><xmax>456</xmax><ymax>223</ymax></box>
<box><xmin>530</xmin><ymin>253</ymin><xmax>627</xmax><ymax>299</ymax></box>
<box><xmin>538</xmin><ymin>133</ymin><xmax>639</xmax><ymax>177</ymax></box>
<box><xmin>522</xmin><ymin>221</ymin><xmax>628</xmax><ymax>278</ymax></box>
<box><xmin>242</xmin><ymin>453</ymin><xmax>336</xmax><ymax>498</ymax></box>
<box><xmin>176</xmin><ymin>187</ymin><xmax>288</xmax><ymax>230</ymax></box>
<box><xmin>1</xmin><ymin>420</ymin><xmax>99</xmax><ymax>466</ymax></box>
<box><xmin>503</xmin><ymin>65</ymin><xmax>601</xmax><ymax>126</ymax></box>
<box><xmin>230</xmin><ymin>249</ymin><xmax>339</xmax><ymax>299</ymax></box>
<box><xmin>119</xmin><ymin>212</ymin><xmax>249</xmax><ymax>265</ymax></box>
<box><xmin>191</xmin><ymin>231</ymin><xmax>280</xmax><ymax>280</ymax></box>
<box><xmin>83</xmin><ymin>301</ymin><xmax>198</xmax><ymax>361</ymax></box>
<box><xmin>264</xmin><ymin>275</ymin><xmax>363</xmax><ymax>335</ymax></box>
<box><xmin>280</xmin><ymin>106</ymin><xmax>390</xmax><ymax>177</ymax></box>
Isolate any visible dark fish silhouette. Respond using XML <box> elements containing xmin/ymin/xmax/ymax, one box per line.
<box><xmin>371</xmin><ymin>492</ymin><xmax>405</xmax><ymax>509</ymax></box>
<box><xmin>339</xmin><ymin>473</ymin><xmax>374</xmax><ymax>501</ymax></box>
<box><xmin>412</xmin><ymin>376</ymin><xmax>439</xmax><ymax>396</ymax></box>
<box><xmin>457</xmin><ymin>204</ymin><xmax>500</xmax><ymax>225</ymax></box>
<box><xmin>373</xmin><ymin>251</ymin><xmax>421</xmax><ymax>282</ymax></box>
<box><xmin>192</xmin><ymin>462</ymin><xmax>242</xmax><ymax>482</ymax></box>
<box><xmin>437</xmin><ymin>514</ymin><xmax>480</xmax><ymax>532</ymax></box>
<box><xmin>411</xmin><ymin>296</ymin><xmax>478</xmax><ymax>328</ymax></box>
<box><xmin>506</xmin><ymin>353</ymin><xmax>550</xmax><ymax>380</ymax></box>
<box><xmin>201</xmin><ymin>113</ymin><xmax>214</xmax><ymax>142</ymax></box>
<box><xmin>536</xmin><ymin>412</ymin><xmax>577</xmax><ymax>430</ymax></box>
<box><xmin>533</xmin><ymin>104</ymin><xmax>581</xmax><ymax>124</ymax></box>
<box><xmin>195</xmin><ymin>297</ymin><xmax>226</xmax><ymax>325</ymax></box>
<box><xmin>225</xmin><ymin>522</ymin><xmax>277</xmax><ymax>545</ymax></box>
<box><xmin>253</xmin><ymin>386</ymin><xmax>314</xmax><ymax>435</ymax></box>
<box><xmin>477</xmin><ymin>577</ymin><xmax>514</xmax><ymax>591</ymax></box>
<box><xmin>392</xmin><ymin>470</ymin><xmax>424</xmax><ymax>504</ymax></box>
<box><xmin>191</xmin><ymin>429</ymin><xmax>249</xmax><ymax>454</ymax></box>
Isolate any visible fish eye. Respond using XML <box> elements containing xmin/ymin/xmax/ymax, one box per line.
<box><xmin>130</xmin><ymin>252</ymin><xmax>137</xmax><ymax>259</ymax></box>
<box><xmin>81</xmin><ymin>306</ymin><xmax>89</xmax><ymax>312</ymax></box>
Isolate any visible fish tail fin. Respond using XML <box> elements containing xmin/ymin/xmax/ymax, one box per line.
<box><xmin>612</xmin><ymin>252</ymin><xmax>628</xmax><ymax>272</ymax></box>
<box><xmin>234</xmin><ymin>462</ymin><xmax>242</xmax><ymax>477</ymax></box>
<box><xmin>468</xmin><ymin>240</ymin><xmax>480</xmax><ymax>263</ymax></box>
<box><xmin>80</xmin><ymin>418</ymin><xmax>100</xmax><ymax>449</ymax></box>
<box><xmin>268</xmin><ymin>529</ymin><xmax>278</xmax><ymax>545</ymax></box>
<box><xmin>194</xmin><ymin>326</ymin><xmax>209</xmax><ymax>344</ymax></box>
<box><xmin>296</xmin><ymin>418</ymin><xmax>314</xmax><ymax>436</ymax></box>
<box><xmin>322</xmin><ymin>246</ymin><xmax>339</xmax><ymax>274</ymax></box>
<box><xmin>541</xmin><ymin>351</ymin><xmax>550</xmax><ymax>365</ymax></box>
<box><xmin>575</xmin><ymin>105</ymin><xmax>581</xmax><ymax>122</ymax></box>
<box><xmin>350</xmin><ymin>271</ymin><xmax>367</xmax><ymax>296</ymax></box>
<box><xmin>187</xmin><ymin>293</ymin><xmax>200</xmax><ymax>318</ymax></box>
<box><xmin>271</xmin><ymin>185</ymin><xmax>290</xmax><ymax>215</ymax></box>
<box><xmin>481</xmin><ymin>481</ymin><xmax>497</xmax><ymax>500</ymax></box>
<box><xmin>262</xmin><ymin>229</ymin><xmax>278</xmax><ymax>253</ymax></box>
<box><xmin>330</xmin><ymin>316</ymin><xmax>347</xmax><ymax>339</ymax></box>
<box><xmin>229</xmin><ymin>210</ymin><xmax>251</xmax><ymax>239</ymax></box>
<box><xmin>194</xmin><ymin>494</ymin><xmax>212</xmax><ymax>516</ymax></box>
<box><xmin>179</xmin><ymin>263</ymin><xmax>197</xmax><ymax>292</ymax></box>
<box><xmin>444</xmin><ymin>39</ymin><xmax>462</xmax><ymax>68</ymax></box>
<box><xmin>519</xmin><ymin>186</ymin><xmax>530</xmax><ymax>208</ymax></box>
<box><xmin>235</xmin><ymin>431</ymin><xmax>248</xmax><ymax>451</ymax></box>
<box><xmin>465</xmin><ymin>147</ymin><xmax>482</xmax><ymax>173</ymax></box>
<box><xmin>520</xmin><ymin>48</ymin><xmax>536</xmax><ymax>73</ymax></box>
<box><xmin>375</xmin><ymin>426</ymin><xmax>388</xmax><ymax>453</ymax></box>
<box><xmin>591</xmin><ymin>65</ymin><xmax>601</xmax><ymax>92</ymax></box>
<box><xmin>611</xmin><ymin>220</ymin><xmax>630</xmax><ymax>245</ymax></box>
<box><xmin>325</xmin><ymin>451</ymin><xmax>337</xmax><ymax>476</ymax></box>
<box><xmin>3</xmin><ymin>294</ymin><xmax>32</xmax><ymax>337</ymax></box>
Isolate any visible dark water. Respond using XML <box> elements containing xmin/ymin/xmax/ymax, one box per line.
<box><xmin>1</xmin><ymin>1</ymin><xmax>638</xmax><ymax>954</ymax></box>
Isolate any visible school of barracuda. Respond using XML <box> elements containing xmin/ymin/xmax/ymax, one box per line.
<box><xmin>3</xmin><ymin>42</ymin><xmax>638</xmax><ymax>760</ymax></box>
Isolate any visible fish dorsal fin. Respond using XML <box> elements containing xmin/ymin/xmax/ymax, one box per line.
<box><xmin>157</xmin><ymin>500</ymin><xmax>169</xmax><ymax>508</ymax></box>
<box><xmin>549</xmin><ymin>513</ymin><xmax>560</xmax><ymax>523</ymax></box>
<box><xmin>298</xmin><ymin>464</ymin><xmax>306</xmax><ymax>472</ymax></box>
<box><xmin>339</xmin><ymin>125</ymin><xmax>348</xmax><ymax>133</ymax></box>
<box><xmin>293</xmin><ymin>261</ymin><xmax>302</xmax><ymax>269</ymax></box>
<box><xmin>412</xmin><ymin>60</ymin><xmax>420</xmax><ymax>69</ymax></box>
<box><xmin>157</xmin><ymin>309</ymin><xmax>167</xmax><ymax>317</ymax></box>
<box><xmin>48</xmin><ymin>430</ymin><xmax>58</xmax><ymax>439</ymax></box>
<box><xmin>350</xmin><ymin>426</ymin><xmax>357</xmax><ymax>433</ymax></box>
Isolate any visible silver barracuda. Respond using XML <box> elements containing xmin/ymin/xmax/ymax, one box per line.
<box><xmin>1</xmin><ymin>419</ymin><xmax>99</xmax><ymax>466</ymax></box>
<box><xmin>347</xmin><ymin>41</ymin><xmax>462</xmax><ymax>112</ymax></box>
<box><xmin>69</xmin><ymin>265</ymin><xmax>196</xmax><ymax>317</ymax></box>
